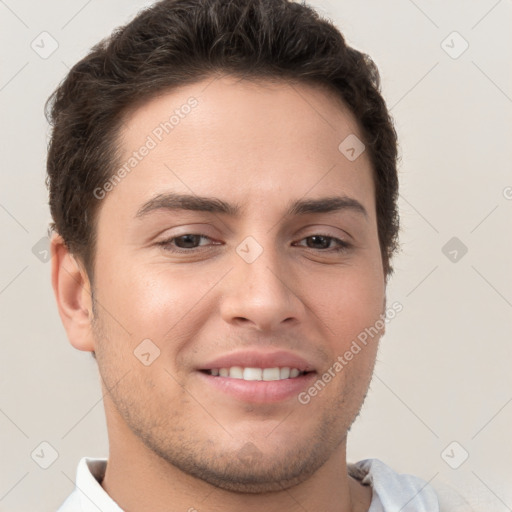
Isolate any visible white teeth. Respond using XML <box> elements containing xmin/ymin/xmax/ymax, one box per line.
<box><xmin>279</xmin><ymin>367</ymin><xmax>290</xmax><ymax>379</ymax></box>
<box><xmin>207</xmin><ymin>366</ymin><xmax>305</xmax><ymax>381</ymax></box>
<box><xmin>243</xmin><ymin>367</ymin><xmax>262</xmax><ymax>380</ymax></box>
<box><xmin>262</xmin><ymin>368</ymin><xmax>280</xmax><ymax>381</ymax></box>
<box><xmin>230</xmin><ymin>366</ymin><xmax>244</xmax><ymax>379</ymax></box>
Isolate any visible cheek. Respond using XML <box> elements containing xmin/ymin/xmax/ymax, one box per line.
<box><xmin>114</xmin><ymin>271</ymin><xmax>186</xmax><ymax>332</ymax></box>
<box><xmin>311</xmin><ymin>264</ymin><xmax>385</xmax><ymax>337</ymax></box>
<box><xmin>96</xmin><ymin>260</ymin><xmax>219</xmax><ymax>349</ymax></box>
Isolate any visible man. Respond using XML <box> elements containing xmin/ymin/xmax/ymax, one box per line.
<box><xmin>47</xmin><ymin>0</ymin><xmax>471</xmax><ymax>510</ymax></box>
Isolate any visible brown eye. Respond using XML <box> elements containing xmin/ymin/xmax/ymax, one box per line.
<box><xmin>296</xmin><ymin>235</ymin><xmax>351</xmax><ymax>253</ymax></box>
<box><xmin>157</xmin><ymin>234</ymin><xmax>216</xmax><ymax>253</ymax></box>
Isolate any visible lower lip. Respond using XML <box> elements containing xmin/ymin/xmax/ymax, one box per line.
<box><xmin>196</xmin><ymin>371</ymin><xmax>317</xmax><ymax>403</ymax></box>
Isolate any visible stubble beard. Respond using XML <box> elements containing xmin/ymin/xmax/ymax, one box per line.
<box><xmin>91</xmin><ymin>304</ymin><xmax>373</xmax><ymax>494</ymax></box>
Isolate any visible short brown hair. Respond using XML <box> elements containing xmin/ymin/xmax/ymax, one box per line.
<box><xmin>45</xmin><ymin>0</ymin><xmax>400</xmax><ymax>280</ymax></box>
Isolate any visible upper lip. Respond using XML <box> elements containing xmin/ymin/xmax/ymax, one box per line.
<box><xmin>199</xmin><ymin>349</ymin><xmax>316</xmax><ymax>372</ymax></box>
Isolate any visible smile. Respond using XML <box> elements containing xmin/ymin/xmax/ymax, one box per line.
<box><xmin>202</xmin><ymin>366</ymin><xmax>309</xmax><ymax>381</ymax></box>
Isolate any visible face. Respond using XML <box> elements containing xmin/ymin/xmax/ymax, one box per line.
<box><xmin>87</xmin><ymin>76</ymin><xmax>386</xmax><ymax>492</ymax></box>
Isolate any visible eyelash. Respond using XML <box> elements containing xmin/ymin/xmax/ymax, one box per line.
<box><xmin>156</xmin><ymin>234</ymin><xmax>352</xmax><ymax>254</ymax></box>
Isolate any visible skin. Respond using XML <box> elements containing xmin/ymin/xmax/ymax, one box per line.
<box><xmin>52</xmin><ymin>75</ymin><xmax>387</xmax><ymax>512</ymax></box>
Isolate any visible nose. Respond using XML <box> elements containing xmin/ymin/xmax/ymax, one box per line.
<box><xmin>219</xmin><ymin>239</ymin><xmax>304</xmax><ymax>333</ymax></box>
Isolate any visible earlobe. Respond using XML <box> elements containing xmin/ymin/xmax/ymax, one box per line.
<box><xmin>51</xmin><ymin>233</ymin><xmax>95</xmax><ymax>352</ymax></box>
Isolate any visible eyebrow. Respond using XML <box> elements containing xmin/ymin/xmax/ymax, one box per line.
<box><xmin>135</xmin><ymin>192</ymin><xmax>368</xmax><ymax>220</ymax></box>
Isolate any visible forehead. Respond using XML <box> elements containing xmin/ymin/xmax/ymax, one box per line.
<box><xmin>119</xmin><ymin>75</ymin><xmax>363</xmax><ymax>149</ymax></box>
<box><xmin>108</xmin><ymin>75</ymin><xmax>375</xmax><ymax>220</ymax></box>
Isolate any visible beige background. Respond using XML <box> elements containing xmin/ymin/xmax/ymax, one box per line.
<box><xmin>0</xmin><ymin>0</ymin><xmax>511</xmax><ymax>510</ymax></box>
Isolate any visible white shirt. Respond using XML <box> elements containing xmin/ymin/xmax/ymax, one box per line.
<box><xmin>56</xmin><ymin>457</ymin><xmax>473</xmax><ymax>511</ymax></box>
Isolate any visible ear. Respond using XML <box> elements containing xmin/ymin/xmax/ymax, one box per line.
<box><xmin>51</xmin><ymin>232</ymin><xmax>95</xmax><ymax>352</ymax></box>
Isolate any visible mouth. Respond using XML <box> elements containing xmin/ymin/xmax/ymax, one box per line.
<box><xmin>200</xmin><ymin>366</ymin><xmax>312</xmax><ymax>381</ymax></box>
<box><xmin>196</xmin><ymin>349</ymin><xmax>318</xmax><ymax>403</ymax></box>
<box><xmin>197</xmin><ymin>368</ymin><xmax>317</xmax><ymax>403</ymax></box>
